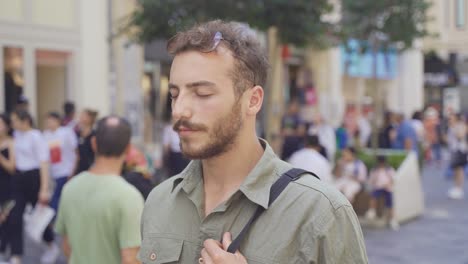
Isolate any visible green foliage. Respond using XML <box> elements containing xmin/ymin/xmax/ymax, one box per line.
<box><xmin>335</xmin><ymin>149</ymin><xmax>407</xmax><ymax>170</ymax></box>
<box><xmin>127</xmin><ymin>0</ymin><xmax>334</xmax><ymax>47</ymax></box>
<box><xmin>340</xmin><ymin>0</ymin><xmax>433</xmax><ymax>51</ymax></box>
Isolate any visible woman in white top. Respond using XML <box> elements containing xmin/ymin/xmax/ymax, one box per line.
<box><xmin>447</xmin><ymin>113</ymin><xmax>467</xmax><ymax>200</ymax></box>
<box><xmin>7</xmin><ymin>110</ymin><xmax>58</xmax><ymax>264</ymax></box>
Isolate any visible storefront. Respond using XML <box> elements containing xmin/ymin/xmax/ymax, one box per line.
<box><xmin>423</xmin><ymin>52</ymin><xmax>459</xmax><ymax>117</ymax></box>
<box><xmin>0</xmin><ymin>0</ymin><xmax>115</xmax><ymax>129</ymax></box>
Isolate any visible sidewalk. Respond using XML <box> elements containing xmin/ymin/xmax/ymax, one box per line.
<box><xmin>364</xmin><ymin>162</ymin><xmax>468</xmax><ymax>264</ymax></box>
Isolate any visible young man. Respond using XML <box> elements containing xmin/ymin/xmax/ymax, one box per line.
<box><xmin>41</xmin><ymin>112</ymin><xmax>78</xmax><ymax>263</ymax></box>
<box><xmin>55</xmin><ymin>116</ymin><xmax>144</xmax><ymax>264</ymax></box>
<box><xmin>43</xmin><ymin>112</ymin><xmax>78</xmax><ymax>212</ymax></box>
<box><xmin>140</xmin><ymin>20</ymin><xmax>368</xmax><ymax>263</ymax></box>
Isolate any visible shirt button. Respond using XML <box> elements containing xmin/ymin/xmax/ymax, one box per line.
<box><xmin>150</xmin><ymin>252</ymin><xmax>157</xmax><ymax>261</ymax></box>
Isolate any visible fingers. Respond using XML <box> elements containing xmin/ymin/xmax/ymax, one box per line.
<box><xmin>200</xmin><ymin>248</ymin><xmax>214</xmax><ymax>264</ymax></box>
<box><xmin>222</xmin><ymin>232</ymin><xmax>232</xmax><ymax>250</ymax></box>
<box><xmin>203</xmin><ymin>239</ymin><xmax>224</xmax><ymax>258</ymax></box>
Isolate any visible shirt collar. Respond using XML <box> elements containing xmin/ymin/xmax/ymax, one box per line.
<box><xmin>172</xmin><ymin>139</ymin><xmax>281</xmax><ymax>209</ymax></box>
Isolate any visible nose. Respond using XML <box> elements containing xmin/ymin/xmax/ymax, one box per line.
<box><xmin>171</xmin><ymin>93</ymin><xmax>193</xmax><ymax>121</ymax></box>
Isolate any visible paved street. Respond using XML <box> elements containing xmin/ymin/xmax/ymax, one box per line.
<box><xmin>364</xmin><ymin>162</ymin><xmax>468</xmax><ymax>264</ymax></box>
<box><xmin>18</xmin><ymin>162</ymin><xmax>468</xmax><ymax>263</ymax></box>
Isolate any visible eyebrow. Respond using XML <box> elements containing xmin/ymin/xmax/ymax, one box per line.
<box><xmin>168</xmin><ymin>81</ymin><xmax>217</xmax><ymax>90</ymax></box>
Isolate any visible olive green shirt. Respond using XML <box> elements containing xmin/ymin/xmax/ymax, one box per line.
<box><xmin>140</xmin><ymin>140</ymin><xmax>368</xmax><ymax>263</ymax></box>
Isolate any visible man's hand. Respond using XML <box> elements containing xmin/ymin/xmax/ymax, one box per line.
<box><xmin>200</xmin><ymin>232</ymin><xmax>247</xmax><ymax>264</ymax></box>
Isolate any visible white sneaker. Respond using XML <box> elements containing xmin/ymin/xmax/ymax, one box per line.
<box><xmin>448</xmin><ymin>187</ymin><xmax>464</xmax><ymax>200</ymax></box>
<box><xmin>365</xmin><ymin>209</ymin><xmax>376</xmax><ymax>220</ymax></box>
<box><xmin>390</xmin><ymin>219</ymin><xmax>400</xmax><ymax>231</ymax></box>
<box><xmin>40</xmin><ymin>243</ymin><xmax>60</xmax><ymax>264</ymax></box>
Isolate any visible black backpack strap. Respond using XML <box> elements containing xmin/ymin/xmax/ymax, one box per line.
<box><xmin>227</xmin><ymin>168</ymin><xmax>319</xmax><ymax>253</ymax></box>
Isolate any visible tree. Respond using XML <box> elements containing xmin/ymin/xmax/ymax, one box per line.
<box><xmin>126</xmin><ymin>0</ymin><xmax>334</xmax><ymax>47</ymax></box>
<box><xmin>339</xmin><ymin>0</ymin><xmax>432</xmax><ymax>148</ymax></box>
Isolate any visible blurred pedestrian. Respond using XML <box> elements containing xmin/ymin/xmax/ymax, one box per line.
<box><xmin>447</xmin><ymin>113</ymin><xmax>467</xmax><ymax>199</ymax></box>
<box><xmin>378</xmin><ymin>111</ymin><xmax>397</xmax><ymax>149</ymax></box>
<box><xmin>7</xmin><ymin>110</ymin><xmax>57</xmax><ymax>264</ymax></box>
<box><xmin>140</xmin><ymin>20</ymin><xmax>367</xmax><ymax>263</ymax></box>
<box><xmin>62</xmin><ymin>101</ymin><xmax>78</xmax><ymax>131</ymax></box>
<box><xmin>73</xmin><ymin>109</ymin><xmax>98</xmax><ymax>176</ymax></box>
<box><xmin>55</xmin><ymin>116</ymin><xmax>144</xmax><ymax>264</ymax></box>
<box><xmin>42</xmin><ymin>112</ymin><xmax>78</xmax><ymax>212</ymax></box>
<box><xmin>0</xmin><ymin>114</ymin><xmax>15</xmax><ymax>259</ymax></box>
<box><xmin>424</xmin><ymin>107</ymin><xmax>442</xmax><ymax>163</ymax></box>
<box><xmin>365</xmin><ymin>156</ymin><xmax>399</xmax><ymax>230</ymax></box>
<box><xmin>162</xmin><ymin>119</ymin><xmax>189</xmax><ymax>176</ymax></box>
<box><xmin>280</xmin><ymin>99</ymin><xmax>306</xmax><ymax>160</ymax></box>
<box><xmin>336</xmin><ymin>123</ymin><xmax>349</xmax><ymax>151</ymax></box>
<box><xmin>410</xmin><ymin>111</ymin><xmax>424</xmax><ymax>144</ymax></box>
<box><xmin>288</xmin><ymin>134</ymin><xmax>332</xmax><ymax>183</ymax></box>
<box><xmin>309</xmin><ymin>113</ymin><xmax>336</xmax><ymax>162</ymax></box>
<box><xmin>334</xmin><ymin>147</ymin><xmax>367</xmax><ymax>203</ymax></box>
<box><xmin>122</xmin><ymin>144</ymin><xmax>154</xmax><ymax>200</ymax></box>
<box><xmin>392</xmin><ymin>113</ymin><xmax>419</xmax><ymax>155</ymax></box>
<box><xmin>357</xmin><ymin>112</ymin><xmax>372</xmax><ymax>148</ymax></box>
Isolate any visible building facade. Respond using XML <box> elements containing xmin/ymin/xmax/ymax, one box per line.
<box><xmin>0</xmin><ymin>0</ymin><xmax>145</xmax><ymax>135</ymax></box>
<box><xmin>423</xmin><ymin>0</ymin><xmax>468</xmax><ymax>114</ymax></box>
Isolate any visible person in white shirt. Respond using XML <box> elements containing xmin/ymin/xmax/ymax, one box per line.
<box><xmin>163</xmin><ymin>122</ymin><xmax>190</xmax><ymax>176</ymax></box>
<box><xmin>43</xmin><ymin>112</ymin><xmax>78</xmax><ymax>212</ymax></box>
<box><xmin>365</xmin><ymin>156</ymin><xmax>399</xmax><ymax>230</ymax></box>
<box><xmin>288</xmin><ymin>135</ymin><xmax>332</xmax><ymax>183</ymax></box>
<box><xmin>308</xmin><ymin>113</ymin><xmax>336</xmax><ymax>162</ymax></box>
<box><xmin>7</xmin><ymin>110</ymin><xmax>58</xmax><ymax>264</ymax></box>
<box><xmin>334</xmin><ymin>147</ymin><xmax>367</xmax><ymax>203</ymax></box>
<box><xmin>357</xmin><ymin>114</ymin><xmax>372</xmax><ymax>147</ymax></box>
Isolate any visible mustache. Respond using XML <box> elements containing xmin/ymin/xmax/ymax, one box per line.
<box><xmin>173</xmin><ymin>119</ymin><xmax>207</xmax><ymax>131</ymax></box>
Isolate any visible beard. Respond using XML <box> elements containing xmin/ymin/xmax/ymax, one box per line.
<box><xmin>173</xmin><ymin>100</ymin><xmax>243</xmax><ymax>160</ymax></box>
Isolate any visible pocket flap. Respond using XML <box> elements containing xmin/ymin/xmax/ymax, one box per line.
<box><xmin>140</xmin><ymin>236</ymin><xmax>183</xmax><ymax>263</ymax></box>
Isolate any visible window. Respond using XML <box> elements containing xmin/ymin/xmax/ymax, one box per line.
<box><xmin>456</xmin><ymin>0</ymin><xmax>466</xmax><ymax>28</ymax></box>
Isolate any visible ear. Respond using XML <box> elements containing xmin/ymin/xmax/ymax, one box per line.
<box><xmin>246</xmin><ymin>85</ymin><xmax>264</xmax><ymax>116</ymax></box>
<box><xmin>91</xmin><ymin>136</ymin><xmax>97</xmax><ymax>154</ymax></box>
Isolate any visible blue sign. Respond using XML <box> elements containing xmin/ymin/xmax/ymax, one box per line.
<box><xmin>341</xmin><ymin>39</ymin><xmax>398</xmax><ymax>80</ymax></box>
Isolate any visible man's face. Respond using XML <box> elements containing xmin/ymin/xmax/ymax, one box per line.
<box><xmin>169</xmin><ymin>48</ymin><xmax>244</xmax><ymax>160</ymax></box>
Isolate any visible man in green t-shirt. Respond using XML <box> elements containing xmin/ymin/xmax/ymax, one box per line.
<box><xmin>55</xmin><ymin>116</ymin><xmax>144</xmax><ymax>264</ymax></box>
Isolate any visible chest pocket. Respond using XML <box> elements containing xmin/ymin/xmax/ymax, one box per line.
<box><xmin>140</xmin><ymin>236</ymin><xmax>183</xmax><ymax>264</ymax></box>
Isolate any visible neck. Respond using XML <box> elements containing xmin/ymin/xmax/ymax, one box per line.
<box><xmin>81</xmin><ymin>125</ymin><xmax>92</xmax><ymax>136</ymax></box>
<box><xmin>89</xmin><ymin>156</ymin><xmax>123</xmax><ymax>176</ymax></box>
<box><xmin>201</xmin><ymin>133</ymin><xmax>263</xmax><ymax>194</ymax></box>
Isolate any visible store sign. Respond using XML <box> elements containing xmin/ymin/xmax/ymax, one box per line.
<box><xmin>424</xmin><ymin>72</ymin><xmax>450</xmax><ymax>86</ymax></box>
<box><xmin>341</xmin><ymin>39</ymin><xmax>398</xmax><ymax>80</ymax></box>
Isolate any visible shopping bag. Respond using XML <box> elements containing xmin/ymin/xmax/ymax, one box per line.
<box><xmin>24</xmin><ymin>205</ymin><xmax>55</xmax><ymax>244</ymax></box>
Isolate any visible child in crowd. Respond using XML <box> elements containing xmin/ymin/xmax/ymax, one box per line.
<box><xmin>365</xmin><ymin>155</ymin><xmax>399</xmax><ymax>230</ymax></box>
